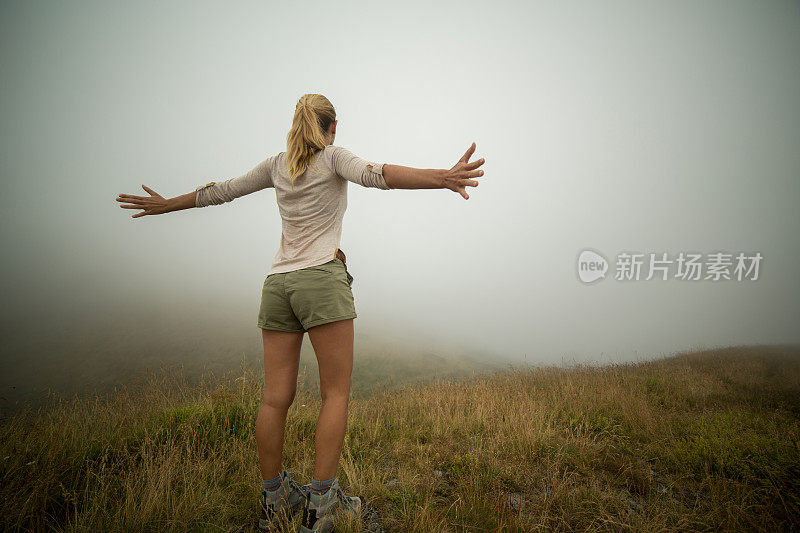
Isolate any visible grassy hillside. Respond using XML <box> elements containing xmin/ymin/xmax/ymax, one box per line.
<box><xmin>1</xmin><ymin>345</ymin><xmax>799</xmax><ymax>531</ymax></box>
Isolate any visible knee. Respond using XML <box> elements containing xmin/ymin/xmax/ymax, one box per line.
<box><xmin>262</xmin><ymin>388</ymin><xmax>296</xmax><ymax>411</ymax></box>
<box><xmin>319</xmin><ymin>385</ymin><xmax>350</xmax><ymax>405</ymax></box>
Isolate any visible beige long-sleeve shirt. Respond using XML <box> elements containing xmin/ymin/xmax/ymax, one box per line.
<box><xmin>195</xmin><ymin>145</ymin><xmax>391</xmax><ymax>275</ymax></box>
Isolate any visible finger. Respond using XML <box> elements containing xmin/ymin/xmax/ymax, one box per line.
<box><xmin>118</xmin><ymin>194</ymin><xmax>146</xmax><ymax>201</ymax></box>
<box><xmin>132</xmin><ymin>211</ymin><xmax>147</xmax><ymax>218</ymax></box>
<box><xmin>117</xmin><ymin>196</ymin><xmax>148</xmax><ymax>205</ymax></box>
<box><xmin>461</xmin><ymin>142</ymin><xmax>476</xmax><ymax>163</ymax></box>
<box><xmin>117</xmin><ymin>198</ymin><xmax>150</xmax><ymax>205</ymax></box>
<box><xmin>464</xmin><ymin>180</ymin><xmax>479</xmax><ymax>187</ymax></box>
<box><xmin>465</xmin><ymin>157</ymin><xmax>485</xmax><ymax>170</ymax></box>
<box><xmin>460</xmin><ymin>142</ymin><xmax>476</xmax><ymax>163</ymax></box>
<box><xmin>142</xmin><ymin>185</ymin><xmax>158</xmax><ymax>196</ymax></box>
<box><xmin>119</xmin><ymin>204</ymin><xmax>145</xmax><ymax>209</ymax></box>
<box><xmin>464</xmin><ymin>169</ymin><xmax>484</xmax><ymax>178</ymax></box>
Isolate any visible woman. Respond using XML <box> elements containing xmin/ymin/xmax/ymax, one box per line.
<box><xmin>116</xmin><ymin>93</ymin><xmax>485</xmax><ymax>532</ymax></box>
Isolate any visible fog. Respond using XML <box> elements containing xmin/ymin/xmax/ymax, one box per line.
<box><xmin>1</xmin><ymin>1</ymin><xmax>799</xmax><ymax>403</ymax></box>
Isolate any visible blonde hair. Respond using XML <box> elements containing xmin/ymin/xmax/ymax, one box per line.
<box><xmin>286</xmin><ymin>94</ymin><xmax>336</xmax><ymax>188</ymax></box>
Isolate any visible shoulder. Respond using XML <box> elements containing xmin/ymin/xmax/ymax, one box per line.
<box><xmin>322</xmin><ymin>144</ymin><xmax>354</xmax><ymax>157</ymax></box>
<box><xmin>322</xmin><ymin>144</ymin><xmax>359</xmax><ymax>164</ymax></box>
<box><xmin>266</xmin><ymin>151</ymin><xmax>285</xmax><ymax>171</ymax></box>
<box><xmin>320</xmin><ymin>144</ymin><xmax>349</xmax><ymax>168</ymax></box>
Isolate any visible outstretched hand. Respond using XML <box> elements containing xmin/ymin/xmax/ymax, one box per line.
<box><xmin>116</xmin><ymin>185</ymin><xmax>170</xmax><ymax>218</ymax></box>
<box><xmin>444</xmin><ymin>142</ymin><xmax>485</xmax><ymax>200</ymax></box>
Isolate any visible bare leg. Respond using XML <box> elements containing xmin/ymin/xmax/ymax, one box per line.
<box><xmin>306</xmin><ymin>318</ymin><xmax>354</xmax><ymax>481</ymax></box>
<box><xmin>256</xmin><ymin>328</ymin><xmax>304</xmax><ymax>480</ymax></box>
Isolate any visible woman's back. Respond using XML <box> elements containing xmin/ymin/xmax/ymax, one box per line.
<box><xmin>271</xmin><ymin>145</ymin><xmax>390</xmax><ymax>273</ymax></box>
<box><xmin>194</xmin><ymin>144</ymin><xmax>391</xmax><ymax>274</ymax></box>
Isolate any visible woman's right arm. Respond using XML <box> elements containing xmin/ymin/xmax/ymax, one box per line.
<box><xmin>384</xmin><ymin>142</ymin><xmax>485</xmax><ymax>200</ymax></box>
<box><xmin>331</xmin><ymin>142</ymin><xmax>486</xmax><ymax>200</ymax></box>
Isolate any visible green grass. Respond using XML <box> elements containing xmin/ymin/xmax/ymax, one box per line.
<box><xmin>1</xmin><ymin>344</ymin><xmax>799</xmax><ymax>531</ymax></box>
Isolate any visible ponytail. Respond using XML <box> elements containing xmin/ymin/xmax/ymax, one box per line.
<box><xmin>286</xmin><ymin>94</ymin><xmax>336</xmax><ymax>188</ymax></box>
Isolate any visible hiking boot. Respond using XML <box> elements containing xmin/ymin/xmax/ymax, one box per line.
<box><xmin>258</xmin><ymin>470</ymin><xmax>309</xmax><ymax>531</ymax></box>
<box><xmin>299</xmin><ymin>476</ymin><xmax>364</xmax><ymax>533</ymax></box>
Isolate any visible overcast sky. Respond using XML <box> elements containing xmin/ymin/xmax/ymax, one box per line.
<box><xmin>1</xmin><ymin>0</ymin><xmax>798</xmax><ymax>374</ymax></box>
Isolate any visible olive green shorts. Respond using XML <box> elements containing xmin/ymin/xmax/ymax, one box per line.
<box><xmin>257</xmin><ymin>258</ymin><xmax>356</xmax><ymax>332</ymax></box>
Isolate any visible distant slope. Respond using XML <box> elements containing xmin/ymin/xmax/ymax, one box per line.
<box><xmin>0</xmin><ymin>309</ymin><xmax>514</xmax><ymax>409</ymax></box>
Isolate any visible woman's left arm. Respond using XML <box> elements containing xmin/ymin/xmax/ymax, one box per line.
<box><xmin>116</xmin><ymin>155</ymin><xmax>278</xmax><ymax>218</ymax></box>
<box><xmin>193</xmin><ymin>155</ymin><xmax>277</xmax><ymax>208</ymax></box>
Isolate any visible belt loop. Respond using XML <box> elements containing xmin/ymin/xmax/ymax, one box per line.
<box><xmin>335</xmin><ymin>247</ymin><xmax>347</xmax><ymax>267</ymax></box>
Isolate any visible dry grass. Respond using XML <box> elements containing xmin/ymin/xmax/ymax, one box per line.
<box><xmin>1</xmin><ymin>344</ymin><xmax>798</xmax><ymax>532</ymax></box>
